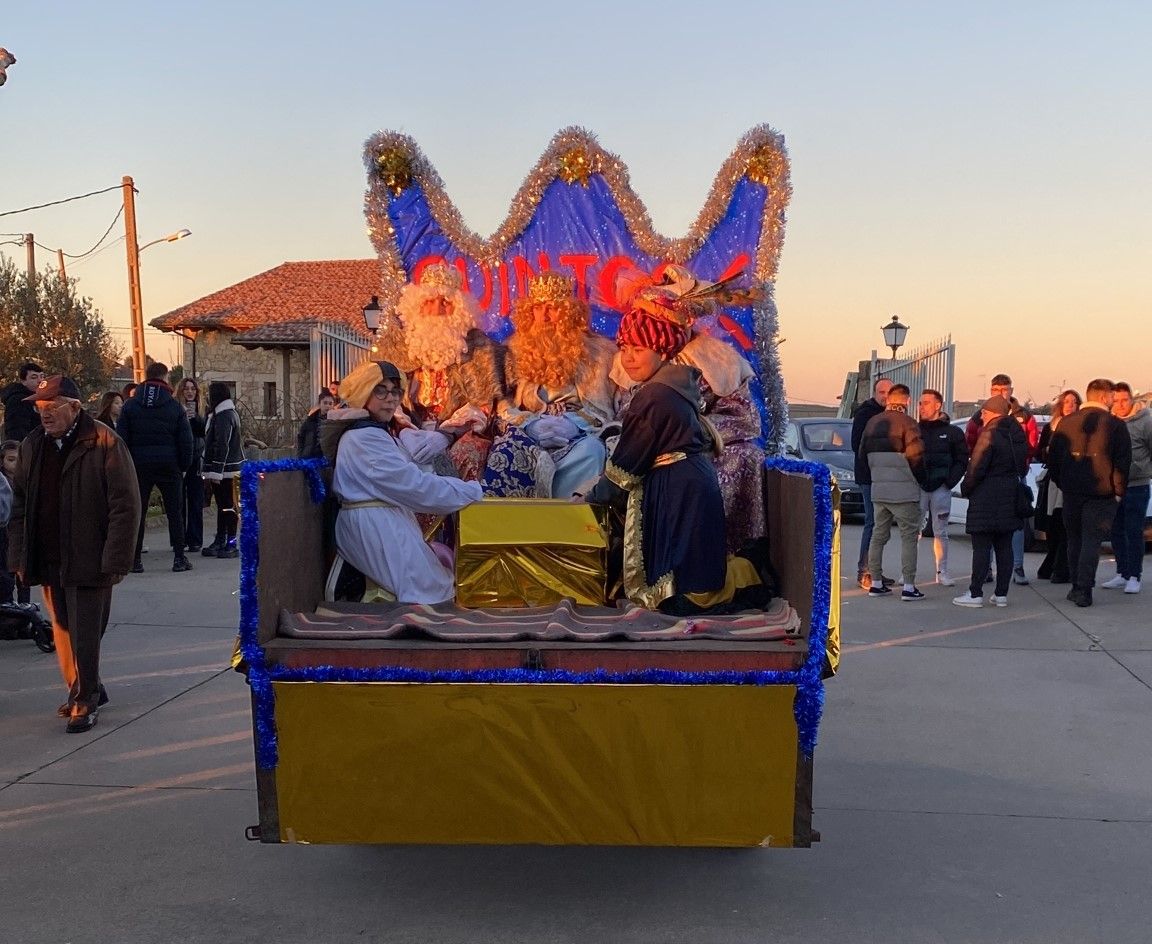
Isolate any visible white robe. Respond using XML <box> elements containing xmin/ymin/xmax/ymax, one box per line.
<box><xmin>333</xmin><ymin>425</ymin><xmax>483</xmax><ymax>604</ymax></box>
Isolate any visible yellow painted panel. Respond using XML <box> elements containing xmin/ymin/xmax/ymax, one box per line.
<box><xmin>273</xmin><ymin>682</ymin><xmax>799</xmax><ymax>847</ymax></box>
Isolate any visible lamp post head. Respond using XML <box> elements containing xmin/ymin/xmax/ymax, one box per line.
<box><xmin>362</xmin><ymin>295</ymin><xmax>382</xmax><ymax>333</ymax></box>
<box><xmin>881</xmin><ymin>314</ymin><xmax>909</xmax><ymax>359</ymax></box>
<box><xmin>166</xmin><ymin>229</ymin><xmax>192</xmax><ymax>242</ymax></box>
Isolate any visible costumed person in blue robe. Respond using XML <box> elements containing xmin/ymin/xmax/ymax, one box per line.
<box><xmin>324</xmin><ymin>360</ymin><xmax>483</xmax><ymax>604</ymax></box>
<box><xmin>583</xmin><ymin>280</ymin><xmax>768</xmax><ymax>615</ymax></box>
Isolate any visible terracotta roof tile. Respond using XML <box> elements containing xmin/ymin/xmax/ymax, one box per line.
<box><xmin>150</xmin><ymin>260</ymin><xmax>380</xmax><ymax>334</ymax></box>
<box><xmin>229</xmin><ymin>321</ymin><xmax>316</xmax><ymax>346</ymax></box>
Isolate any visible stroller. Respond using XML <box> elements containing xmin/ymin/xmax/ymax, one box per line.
<box><xmin>0</xmin><ymin>601</ymin><xmax>54</xmax><ymax>653</ymax></box>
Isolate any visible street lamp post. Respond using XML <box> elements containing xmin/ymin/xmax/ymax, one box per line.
<box><xmin>362</xmin><ymin>295</ymin><xmax>382</xmax><ymax>333</ymax></box>
<box><xmin>881</xmin><ymin>314</ymin><xmax>909</xmax><ymax>360</ymax></box>
<box><xmin>122</xmin><ymin>174</ymin><xmax>191</xmax><ymax>382</ymax></box>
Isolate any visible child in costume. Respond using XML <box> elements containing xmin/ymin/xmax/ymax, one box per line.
<box><xmin>583</xmin><ymin>281</ymin><xmax>765</xmax><ymax>614</ymax></box>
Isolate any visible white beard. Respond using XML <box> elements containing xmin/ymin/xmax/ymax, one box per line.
<box><xmin>401</xmin><ymin>310</ymin><xmax>474</xmax><ymax>371</ymax></box>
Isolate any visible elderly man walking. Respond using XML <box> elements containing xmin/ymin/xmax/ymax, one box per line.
<box><xmin>7</xmin><ymin>376</ymin><xmax>140</xmax><ymax>732</ymax></box>
<box><xmin>860</xmin><ymin>383</ymin><xmax>927</xmax><ymax>600</ymax></box>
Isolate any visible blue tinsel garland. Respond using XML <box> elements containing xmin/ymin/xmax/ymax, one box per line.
<box><xmin>240</xmin><ymin>456</ymin><xmax>834</xmax><ymax>769</ymax></box>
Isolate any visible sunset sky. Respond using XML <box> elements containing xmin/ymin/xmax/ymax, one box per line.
<box><xmin>2</xmin><ymin>1</ymin><xmax>1149</xmax><ymax>406</ymax></box>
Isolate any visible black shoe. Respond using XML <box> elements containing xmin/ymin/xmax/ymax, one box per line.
<box><xmin>1068</xmin><ymin>588</ymin><xmax>1092</xmax><ymax>607</ymax></box>
<box><xmin>202</xmin><ymin>538</ymin><xmax>223</xmax><ymax>558</ymax></box>
<box><xmin>65</xmin><ymin>708</ymin><xmax>98</xmax><ymax>733</ymax></box>
<box><xmin>186</xmin><ymin>544</ymin><xmax>202</xmax><ymax>553</ymax></box>
<box><xmin>130</xmin><ymin>559</ymin><xmax>144</xmax><ymax>574</ymax></box>
<box><xmin>880</xmin><ymin>576</ymin><xmax>896</xmax><ymax>588</ymax></box>
<box><xmin>172</xmin><ymin>555</ymin><xmax>193</xmax><ymax>573</ymax></box>
<box><xmin>1050</xmin><ymin>573</ymin><xmax>1070</xmax><ymax>585</ymax></box>
<box><xmin>217</xmin><ymin>543</ymin><xmax>239</xmax><ymax>560</ymax></box>
<box><xmin>58</xmin><ymin>685</ymin><xmax>109</xmax><ymax>718</ymax></box>
<box><xmin>868</xmin><ymin>585</ymin><xmax>893</xmax><ymax>597</ymax></box>
<box><xmin>900</xmin><ymin>587</ymin><xmax>926</xmax><ymax>602</ymax></box>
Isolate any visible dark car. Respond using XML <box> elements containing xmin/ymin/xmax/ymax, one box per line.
<box><xmin>781</xmin><ymin>418</ymin><xmax>865</xmax><ymax>518</ymax></box>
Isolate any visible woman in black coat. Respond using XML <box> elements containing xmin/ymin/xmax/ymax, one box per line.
<box><xmin>953</xmin><ymin>396</ymin><xmax>1028</xmax><ymax>607</ymax></box>
<box><xmin>201</xmin><ymin>382</ymin><xmax>244</xmax><ymax>558</ymax></box>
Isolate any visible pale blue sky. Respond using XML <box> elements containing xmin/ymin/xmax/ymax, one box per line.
<box><xmin>2</xmin><ymin>1</ymin><xmax>1150</xmax><ymax>404</ymax></box>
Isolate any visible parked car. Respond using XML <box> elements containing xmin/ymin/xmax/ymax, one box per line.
<box><xmin>781</xmin><ymin>418</ymin><xmax>865</xmax><ymax>518</ymax></box>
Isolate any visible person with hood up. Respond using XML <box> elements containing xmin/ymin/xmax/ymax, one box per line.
<box><xmin>116</xmin><ymin>362</ymin><xmax>194</xmax><ymax>573</ymax></box>
<box><xmin>324</xmin><ymin>360</ymin><xmax>483</xmax><ymax>604</ymax></box>
<box><xmin>1101</xmin><ymin>381</ymin><xmax>1150</xmax><ymax>593</ymax></box>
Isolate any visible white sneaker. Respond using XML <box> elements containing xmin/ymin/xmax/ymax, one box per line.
<box><xmin>936</xmin><ymin>572</ymin><xmax>956</xmax><ymax>587</ymax></box>
<box><xmin>1125</xmin><ymin>577</ymin><xmax>1141</xmax><ymax>594</ymax></box>
<box><xmin>952</xmin><ymin>592</ymin><xmax>983</xmax><ymax>608</ymax></box>
<box><xmin>991</xmin><ymin>595</ymin><xmax>1008</xmax><ymax>607</ymax></box>
<box><xmin>1101</xmin><ymin>574</ymin><xmax>1127</xmax><ymax>590</ymax></box>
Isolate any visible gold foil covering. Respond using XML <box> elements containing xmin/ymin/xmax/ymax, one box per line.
<box><xmin>526</xmin><ymin>272</ymin><xmax>576</xmax><ymax>304</ymax></box>
<box><xmin>456</xmin><ymin>498</ymin><xmax>608</xmax><ymax>607</ymax></box>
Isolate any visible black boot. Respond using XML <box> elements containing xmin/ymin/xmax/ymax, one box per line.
<box><xmin>218</xmin><ymin>538</ymin><xmax>239</xmax><ymax>560</ymax></box>
<box><xmin>173</xmin><ymin>553</ymin><xmax>193</xmax><ymax>572</ymax></box>
<box><xmin>201</xmin><ymin>535</ymin><xmax>224</xmax><ymax>558</ymax></box>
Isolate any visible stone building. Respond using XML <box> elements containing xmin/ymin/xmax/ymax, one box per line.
<box><xmin>150</xmin><ymin>260</ymin><xmax>379</xmax><ymax>445</ymax></box>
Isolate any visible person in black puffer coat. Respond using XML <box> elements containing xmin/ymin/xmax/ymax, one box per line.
<box><xmin>116</xmin><ymin>362</ymin><xmax>194</xmax><ymax>573</ymax></box>
<box><xmin>917</xmin><ymin>389</ymin><xmax>969</xmax><ymax>586</ymax></box>
<box><xmin>1</xmin><ymin>362</ymin><xmax>46</xmax><ymax>443</ymax></box>
<box><xmin>201</xmin><ymin>382</ymin><xmax>245</xmax><ymax>558</ymax></box>
<box><xmin>953</xmin><ymin>396</ymin><xmax>1027</xmax><ymax>608</ymax></box>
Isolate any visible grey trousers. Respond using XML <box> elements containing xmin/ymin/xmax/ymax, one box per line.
<box><xmin>870</xmin><ymin>500</ymin><xmax>922</xmax><ymax>585</ymax></box>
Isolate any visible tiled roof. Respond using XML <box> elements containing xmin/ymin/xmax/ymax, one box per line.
<box><xmin>229</xmin><ymin>321</ymin><xmax>316</xmax><ymax>347</ymax></box>
<box><xmin>149</xmin><ymin>260</ymin><xmax>380</xmax><ymax>335</ymax></box>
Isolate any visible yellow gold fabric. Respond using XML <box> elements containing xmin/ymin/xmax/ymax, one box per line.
<box><xmin>825</xmin><ymin>483</ymin><xmax>842</xmax><ymax>674</ymax></box>
<box><xmin>456</xmin><ymin>499</ymin><xmax>607</xmax><ymax>607</ymax></box>
<box><xmin>651</xmin><ymin>450</ymin><xmax>687</xmax><ymax>469</ymax></box>
<box><xmin>273</xmin><ymin>681</ymin><xmax>800</xmax><ymax>846</ymax></box>
<box><xmin>683</xmin><ymin>555</ymin><xmax>762</xmax><ymax>608</ymax></box>
<box><xmin>604</xmin><ymin>459</ymin><xmax>641</xmax><ymax>490</ymax></box>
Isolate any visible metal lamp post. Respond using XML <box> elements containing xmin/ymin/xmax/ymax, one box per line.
<box><xmin>881</xmin><ymin>314</ymin><xmax>909</xmax><ymax>360</ymax></box>
<box><xmin>362</xmin><ymin>295</ymin><xmax>382</xmax><ymax>333</ymax></box>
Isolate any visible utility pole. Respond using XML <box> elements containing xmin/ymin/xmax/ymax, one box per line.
<box><xmin>122</xmin><ymin>175</ymin><xmax>147</xmax><ymax>383</ymax></box>
<box><xmin>23</xmin><ymin>233</ymin><xmax>34</xmax><ymax>281</ymax></box>
<box><xmin>57</xmin><ymin>248</ymin><xmax>67</xmax><ymax>278</ymax></box>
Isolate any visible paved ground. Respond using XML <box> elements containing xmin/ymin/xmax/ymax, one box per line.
<box><xmin>1</xmin><ymin>522</ymin><xmax>1149</xmax><ymax>943</ymax></box>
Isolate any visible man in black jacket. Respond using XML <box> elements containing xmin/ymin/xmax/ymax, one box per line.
<box><xmin>1</xmin><ymin>361</ymin><xmax>45</xmax><ymax>442</ymax></box>
<box><xmin>116</xmin><ymin>362</ymin><xmax>194</xmax><ymax>574</ymax></box>
<box><xmin>851</xmin><ymin>376</ymin><xmax>893</xmax><ymax>589</ymax></box>
<box><xmin>1048</xmin><ymin>378</ymin><xmax>1132</xmax><ymax>607</ymax></box>
<box><xmin>917</xmin><ymin>389</ymin><xmax>969</xmax><ymax>587</ymax></box>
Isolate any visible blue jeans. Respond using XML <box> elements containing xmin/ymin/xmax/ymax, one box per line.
<box><xmin>1110</xmin><ymin>483</ymin><xmax>1149</xmax><ymax>579</ymax></box>
<box><xmin>857</xmin><ymin>483</ymin><xmax>874</xmax><ymax>574</ymax></box>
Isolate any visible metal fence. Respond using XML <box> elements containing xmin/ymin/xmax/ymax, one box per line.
<box><xmin>871</xmin><ymin>335</ymin><xmax>956</xmax><ymax>416</ymax></box>
<box><xmin>309</xmin><ymin>322</ymin><xmax>372</xmax><ymax>397</ymax></box>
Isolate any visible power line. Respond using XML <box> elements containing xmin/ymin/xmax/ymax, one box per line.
<box><xmin>34</xmin><ymin>204</ymin><xmax>125</xmax><ymax>259</ymax></box>
<box><xmin>0</xmin><ymin>183</ymin><xmax>122</xmax><ymax>219</ymax></box>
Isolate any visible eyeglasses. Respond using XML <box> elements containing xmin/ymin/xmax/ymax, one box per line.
<box><xmin>372</xmin><ymin>385</ymin><xmax>402</xmax><ymax>400</ymax></box>
<box><xmin>35</xmin><ymin>400</ymin><xmax>74</xmax><ymax>416</ymax></box>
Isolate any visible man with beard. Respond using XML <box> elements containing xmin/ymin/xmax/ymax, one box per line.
<box><xmin>379</xmin><ymin>263</ymin><xmax>506</xmax><ymax>479</ymax></box>
<box><xmin>484</xmin><ymin>272</ymin><xmax>616</xmax><ymax>498</ymax></box>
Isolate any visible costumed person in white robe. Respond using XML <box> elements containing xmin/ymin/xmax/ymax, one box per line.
<box><xmin>376</xmin><ymin>262</ymin><xmax>506</xmax><ymax>480</ymax></box>
<box><xmin>610</xmin><ymin>265</ymin><xmax>766</xmax><ymax>552</ymax></box>
<box><xmin>326</xmin><ymin>360</ymin><xmax>483</xmax><ymax>604</ymax></box>
<box><xmin>483</xmin><ymin>272</ymin><xmax>616</xmax><ymax>498</ymax></box>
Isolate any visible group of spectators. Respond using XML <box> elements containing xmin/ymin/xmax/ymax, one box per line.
<box><xmin>0</xmin><ymin>360</ymin><xmax>245</xmax><ymax>734</ymax></box>
<box><xmin>851</xmin><ymin>372</ymin><xmax>1148</xmax><ymax>609</ymax></box>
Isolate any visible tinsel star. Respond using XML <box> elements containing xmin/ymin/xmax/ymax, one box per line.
<box><xmin>746</xmin><ymin>145</ymin><xmax>786</xmax><ymax>188</ymax></box>
<box><xmin>558</xmin><ymin>147</ymin><xmax>598</xmax><ymax>187</ymax></box>
<box><xmin>375</xmin><ymin>146</ymin><xmax>413</xmax><ymax>196</ymax></box>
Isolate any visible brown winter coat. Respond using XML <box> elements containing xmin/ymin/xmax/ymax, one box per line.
<box><xmin>7</xmin><ymin>411</ymin><xmax>141</xmax><ymax>587</ymax></box>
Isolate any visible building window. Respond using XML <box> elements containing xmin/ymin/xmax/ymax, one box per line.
<box><xmin>263</xmin><ymin>381</ymin><xmax>277</xmax><ymax>417</ymax></box>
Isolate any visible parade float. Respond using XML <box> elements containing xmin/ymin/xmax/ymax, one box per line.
<box><xmin>239</xmin><ymin>125</ymin><xmax>840</xmax><ymax>848</ymax></box>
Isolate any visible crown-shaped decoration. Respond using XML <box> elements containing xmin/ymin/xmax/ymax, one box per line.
<box><xmin>527</xmin><ymin>272</ymin><xmax>576</xmax><ymax>304</ymax></box>
<box><xmin>375</xmin><ymin>146</ymin><xmax>413</xmax><ymax>196</ymax></box>
<box><xmin>418</xmin><ymin>262</ymin><xmax>461</xmax><ymax>294</ymax></box>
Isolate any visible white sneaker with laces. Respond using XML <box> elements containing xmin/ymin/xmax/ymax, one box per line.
<box><xmin>991</xmin><ymin>595</ymin><xmax>1008</xmax><ymax>607</ymax></box>
<box><xmin>936</xmin><ymin>572</ymin><xmax>955</xmax><ymax>587</ymax></box>
<box><xmin>952</xmin><ymin>592</ymin><xmax>983</xmax><ymax>608</ymax></box>
<box><xmin>1125</xmin><ymin>577</ymin><xmax>1141</xmax><ymax>594</ymax></box>
<box><xmin>1101</xmin><ymin>574</ymin><xmax>1128</xmax><ymax>590</ymax></box>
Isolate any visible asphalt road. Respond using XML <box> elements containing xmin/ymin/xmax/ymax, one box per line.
<box><xmin>1</xmin><ymin>523</ymin><xmax>1149</xmax><ymax>943</ymax></box>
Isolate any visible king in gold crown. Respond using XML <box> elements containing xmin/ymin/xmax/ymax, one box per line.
<box><xmin>526</xmin><ymin>272</ymin><xmax>575</xmax><ymax>305</ymax></box>
<box><xmin>418</xmin><ymin>262</ymin><xmax>462</xmax><ymax>295</ymax></box>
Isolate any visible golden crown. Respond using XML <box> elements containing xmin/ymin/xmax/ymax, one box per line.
<box><xmin>526</xmin><ymin>272</ymin><xmax>576</xmax><ymax>304</ymax></box>
<box><xmin>418</xmin><ymin>262</ymin><xmax>461</xmax><ymax>294</ymax></box>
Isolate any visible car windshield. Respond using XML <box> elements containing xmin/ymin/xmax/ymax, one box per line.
<box><xmin>801</xmin><ymin>422</ymin><xmax>852</xmax><ymax>451</ymax></box>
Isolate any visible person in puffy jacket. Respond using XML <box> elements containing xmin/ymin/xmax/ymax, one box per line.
<box><xmin>917</xmin><ymin>389</ymin><xmax>968</xmax><ymax>587</ymax></box>
<box><xmin>850</xmin><ymin>376</ymin><xmax>893</xmax><ymax>588</ymax></box>
<box><xmin>953</xmin><ymin>396</ymin><xmax>1028</xmax><ymax>609</ymax></box>
<box><xmin>859</xmin><ymin>384</ymin><xmax>927</xmax><ymax>601</ymax></box>
<box><xmin>201</xmin><ymin>382</ymin><xmax>245</xmax><ymax>559</ymax></box>
<box><xmin>1101</xmin><ymin>382</ymin><xmax>1152</xmax><ymax>594</ymax></box>
<box><xmin>116</xmin><ymin>362</ymin><xmax>194</xmax><ymax>574</ymax></box>
<box><xmin>1</xmin><ymin>361</ymin><xmax>45</xmax><ymax>442</ymax></box>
